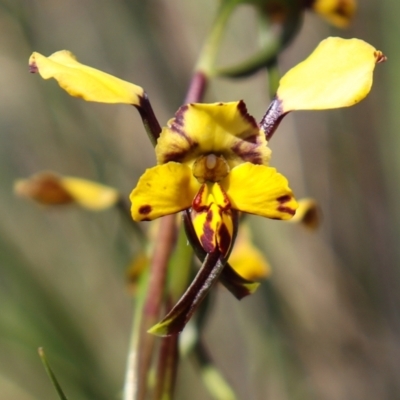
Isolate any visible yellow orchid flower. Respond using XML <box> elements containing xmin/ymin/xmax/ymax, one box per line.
<box><xmin>28</xmin><ymin>37</ymin><xmax>384</xmax><ymax>336</ymax></box>
<box><xmin>15</xmin><ymin>172</ymin><xmax>119</xmax><ymax>211</ymax></box>
<box><xmin>130</xmin><ymin>101</ymin><xmax>297</xmax><ymax>258</ymax></box>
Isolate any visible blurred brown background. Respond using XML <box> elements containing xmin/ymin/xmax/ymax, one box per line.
<box><xmin>0</xmin><ymin>0</ymin><xmax>399</xmax><ymax>399</ymax></box>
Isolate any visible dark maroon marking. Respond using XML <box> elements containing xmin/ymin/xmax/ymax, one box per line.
<box><xmin>29</xmin><ymin>62</ymin><xmax>38</xmax><ymax>73</ymax></box>
<box><xmin>277</xmin><ymin>194</ymin><xmax>292</xmax><ymax>203</ymax></box>
<box><xmin>192</xmin><ymin>184</ymin><xmax>207</xmax><ymax>212</ymax></box>
<box><xmin>237</xmin><ymin>100</ymin><xmax>258</xmax><ymax>128</ymax></box>
<box><xmin>231</xmin><ymin>142</ymin><xmax>263</xmax><ymax>164</ymax></box>
<box><xmin>218</xmin><ymin>186</ymin><xmax>231</xmax><ymax>212</ymax></box>
<box><xmin>162</xmin><ymin>140</ymin><xmax>199</xmax><ymax>163</ymax></box>
<box><xmin>277</xmin><ymin>205</ymin><xmax>296</xmax><ymax>216</ymax></box>
<box><xmin>259</xmin><ymin>97</ymin><xmax>286</xmax><ymax>141</ymax></box>
<box><xmin>200</xmin><ymin>210</ymin><xmax>216</xmax><ymax>253</ymax></box>
<box><xmin>139</xmin><ymin>205</ymin><xmax>152</xmax><ymax>215</ymax></box>
<box><xmin>217</xmin><ymin>222</ymin><xmax>232</xmax><ymax>257</ymax></box>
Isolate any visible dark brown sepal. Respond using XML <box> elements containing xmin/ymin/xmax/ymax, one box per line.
<box><xmin>219</xmin><ymin>264</ymin><xmax>260</xmax><ymax>300</ymax></box>
<box><xmin>134</xmin><ymin>92</ymin><xmax>162</xmax><ymax>146</ymax></box>
<box><xmin>148</xmin><ymin>250</ymin><xmax>225</xmax><ymax>337</ymax></box>
<box><xmin>183</xmin><ymin>210</ymin><xmax>256</xmax><ymax>299</ymax></box>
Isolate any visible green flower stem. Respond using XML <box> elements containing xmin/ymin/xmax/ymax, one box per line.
<box><xmin>38</xmin><ymin>348</ymin><xmax>69</xmax><ymax>400</ymax></box>
<box><xmin>168</xmin><ymin>223</ymin><xmax>194</xmax><ymax>302</ymax></box>
<box><xmin>191</xmin><ymin>341</ymin><xmax>237</xmax><ymax>400</ymax></box>
<box><xmin>152</xmin><ymin>319</ymin><xmax>179</xmax><ymax>400</ymax></box>
<box><xmin>266</xmin><ymin>61</ymin><xmax>281</xmax><ymax>100</ymax></box>
<box><xmin>123</xmin><ymin>269</ymin><xmax>149</xmax><ymax>400</ymax></box>
<box><xmin>123</xmin><ymin>215</ymin><xmax>177</xmax><ymax>400</ymax></box>
<box><xmin>195</xmin><ymin>0</ymin><xmax>239</xmax><ymax>77</ymax></box>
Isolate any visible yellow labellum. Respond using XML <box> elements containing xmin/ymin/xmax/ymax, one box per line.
<box><xmin>29</xmin><ymin>50</ymin><xmax>144</xmax><ymax>104</ymax></box>
<box><xmin>277</xmin><ymin>37</ymin><xmax>382</xmax><ymax>112</ymax></box>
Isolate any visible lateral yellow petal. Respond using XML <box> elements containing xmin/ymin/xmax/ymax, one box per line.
<box><xmin>130</xmin><ymin>163</ymin><xmax>199</xmax><ymax>221</ymax></box>
<box><xmin>60</xmin><ymin>177</ymin><xmax>119</xmax><ymax>210</ymax></box>
<box><xmin>222</xmin><ymin>163</ymin><xmax>297</xmax><ymax>219</ymax></box>
<box><xmin>311</xmin><ymin>0</ymin><xmax>356</xmax><ymax>28</ymax></box>
<box><xmin>277</xmin><ymin>38</ymin><xmax>383</xmax><ymax>112</ymax></box>
<box><xmin>29</xmin><ymin>50</ymin><xmax>144</xmax><ymax>104</ymax></box>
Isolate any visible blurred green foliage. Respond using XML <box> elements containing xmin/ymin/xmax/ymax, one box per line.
<box><xmin>1</xmin><ymin>0</ymin><xmax>400</xmax><ymax>399</ymax></box>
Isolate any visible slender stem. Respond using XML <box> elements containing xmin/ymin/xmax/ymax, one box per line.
<box><xmin>195</xmin><ymin>0</ymin><xmax>238</xmax><ymax>76</ymax></box>
<box><xmin>152</xmin><ymin>296</ymin><xmax>180</xmax><ymax>400</ymax></box>
<box><xmin>123</xmin><ymin>269</ymin><xmax>149</xmax><ymax>400</ymax></box>
<box><xmin>184</xmin><ymin>71</ymin><xmax>208</xmax><ymax>104</ymax></box>
<box><xmin>136</xmin><ymin>214</ymin><xmax>178</xmax><ymax>400</ymax></box>
<box><xmin>192</xmin><ymin>341</ymin><xmax>237</xmax><ymax>400</ymax></box>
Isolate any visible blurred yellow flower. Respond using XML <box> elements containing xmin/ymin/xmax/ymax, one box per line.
<box><xmin>15</xmin><ymin>172</ymin><xmax>119</xmax><ymax>211</ymax></box>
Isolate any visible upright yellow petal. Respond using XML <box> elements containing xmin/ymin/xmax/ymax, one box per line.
<box><xmin>130</xmin><ymin>163</ymin><xmax>199</xmax><ymax>221</ymax></box>
<box><xmin>311</xmin><ymin>0</ymin><xmax>356</xmax><ymax>28</ymax></box>
<box><xmin>277</xmin><ymin>37</ymin><xmax>384</xmax><ymax>112</ymax></box>
<box><xmin>29</xmin><ymin>51</ymin><xmax>144</xmax><ymax>104</ymax></box>
<box><xmin>222</xmin><ymin>163</ymin><xmax>297</xmax><ymax>219</ymax></box>
<box><xmin>156</xmin><ymin>101</ymin><xmax>270</xmax><ymax>168</ymax></box>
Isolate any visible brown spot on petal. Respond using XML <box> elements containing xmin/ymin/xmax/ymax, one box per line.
<box><xmin>139</xmin><ymin>205</ymin><xmax>152</xmax><ymax>215</ymax></box>
<box><xmin>277</xmin><ymin>194</ymin><xmax>292</xmax><ymax>203</ymax></box>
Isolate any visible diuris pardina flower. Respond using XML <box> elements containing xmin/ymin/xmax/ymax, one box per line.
<box><xmin>130</xmin><ymin>101</ymin><xmax>297</xmax><ymax>256</ymax></box>
<box><xmin>29</xmin><ymin>37</ymin><xmax>384</xmax><ymax>336</ymax></box>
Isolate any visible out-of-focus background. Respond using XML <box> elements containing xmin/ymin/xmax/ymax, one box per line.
<box><xmin>1</xmin><ymin>1</ymin><xmax>399</xmax><ymax>399</ymax></box>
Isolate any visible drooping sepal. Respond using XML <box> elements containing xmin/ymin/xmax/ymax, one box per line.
<box><xmin>183</xmin><ymin>210</ymin><xmax>259</xmax><ymax>300</ymax></box>
<box><xmin>148</xmin><ymin>250</ymin><xmax>225</xmax><ymax>336</ymax></box>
